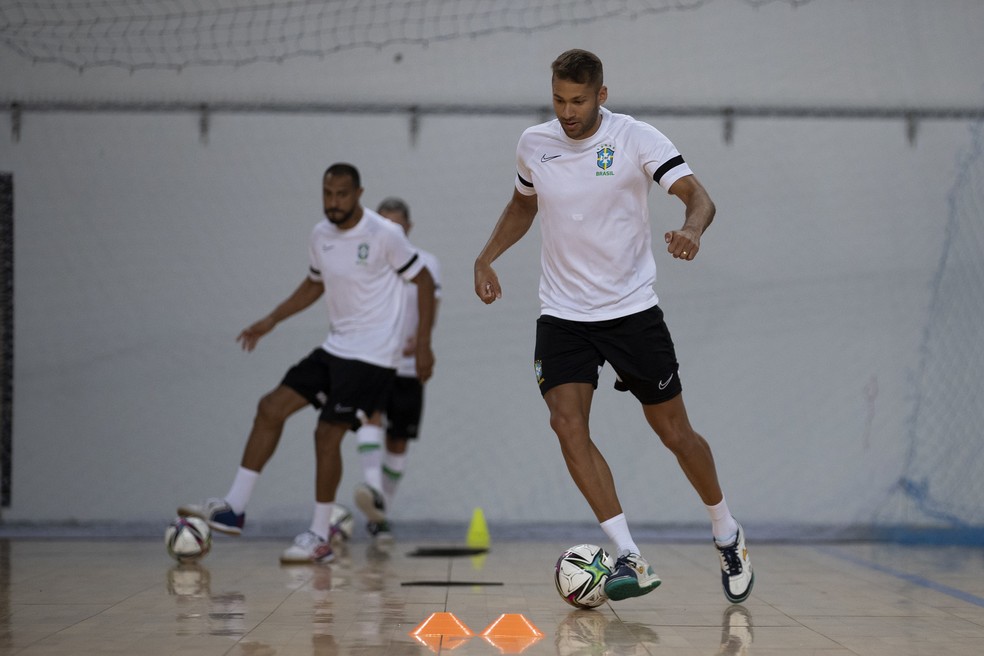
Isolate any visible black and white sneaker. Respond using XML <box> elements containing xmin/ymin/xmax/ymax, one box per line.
<box><xmin>354</xmin><ymin>483</ymin><xmax>387</xmax><ymax>523</ymax></box>
<box><xmin>715</xmin><ymin>522</ymin><xmax>754</xmax><ymax>603</ymax></box>
<box><xmin>366</xmin><ymin>519</ymin><xmax>394</xmax><ymax>545</ymax></box>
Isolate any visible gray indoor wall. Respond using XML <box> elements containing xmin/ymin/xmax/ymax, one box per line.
<box><xmin>1</xmin><ymin>0</ymin><xmax>982</xmax><ymax>532</ymax></box>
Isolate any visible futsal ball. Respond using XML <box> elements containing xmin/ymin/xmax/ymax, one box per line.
<box><xmin>329</xmin><ymin>504</ymin><xmax>355</xmax><ymax>544</ymax></box>
<box><xmin>165</xmin><ymin>516</ymin><xmax>212</xmax><ymax>563</ymax></box>
<box><xmin>555</xmin><ymin>543</ymin><xmax>614</xmax><ymax>609</ymax></box>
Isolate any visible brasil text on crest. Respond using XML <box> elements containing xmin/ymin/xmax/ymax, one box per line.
<box><xmin>596</xmin><ymin>143</ymin><xmax>615</xmax><ymax>176</ymax></box>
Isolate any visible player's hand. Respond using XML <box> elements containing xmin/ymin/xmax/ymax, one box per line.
<box><xmin>665</xmin><ymin>228</ymin><xmax>701</xmax><ymax>261</ymax></box>
<box><xmin>236</xmin><ymin>316</ymin><xmax>276</xmax><ymax>352</ymax></box>
<box><xmin>475</xmin><ymin>261</ymin><xmax>502</xmax><ymax>304</ymax></box>
<box><xmin>415</xmin><ymin>344</ymin><xmax>435</xmax><ymax>383</ymax></box>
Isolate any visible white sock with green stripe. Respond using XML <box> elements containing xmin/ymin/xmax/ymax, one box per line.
<box><xmin>356</xmin><ymin>423</ymin><xmax>385</xmax><ymax>494</ymax></box>
<box><xmin>382</xmin><ymin>451</ymin><xmax>407</xmax><ymax>502</ymax></box>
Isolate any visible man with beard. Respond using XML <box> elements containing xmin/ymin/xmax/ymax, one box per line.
<box><xmin>179</xmin><ymin>162</ymin><xmax>436</xmax><ymax>564</ymax></box>
<box><xmin>473</xmin><ymin>49</ymin><xmax>752</xmax><ymax>603</ymax></box>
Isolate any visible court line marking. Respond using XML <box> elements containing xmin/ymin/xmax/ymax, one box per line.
<box><xmin>820</xmin><ymin>546</ymin><xmax>984</xmax><ymax>608</ymax></box>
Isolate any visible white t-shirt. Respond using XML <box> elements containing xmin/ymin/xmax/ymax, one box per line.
<box><xmin>395</xmin><ymin>249</ymin><xmax>441</xmax><ymax>378</ymax></box>
<box><xmin>307</xmin><ymin>209</ymin><xmax>425</xmax><ymax>368</ymax></box>
<box><xmin>515</xmin><ymin>106</ymin><xmax>693</xmax><ymax>321</ymax></box>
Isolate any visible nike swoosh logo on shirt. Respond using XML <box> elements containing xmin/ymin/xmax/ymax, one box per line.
<box><xmin>540</xmin><ymin>154</ymin><xmax>562</xmax><ymax>162</ymax></box>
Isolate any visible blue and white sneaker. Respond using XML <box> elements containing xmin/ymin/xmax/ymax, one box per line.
<box><xmin>604</xmin><ymin>552</ymin><xmax>661</xmax><ymax>601</ymax></box>
<box><xmin>177</xmin><ymin>497</ymin><xmax>245</xmax><ymax>536</ymax></box>
<box><xmin>280</xmin><ymin>530</ymin><xmax>334</xmax><ymax>564</ymax></box>
<box><xmin>715</xmin><ymin>522</ymin><xmax>754</xmax><ymax>603</ymax></box>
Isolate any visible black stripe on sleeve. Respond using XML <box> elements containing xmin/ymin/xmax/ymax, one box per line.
<box><xmin>309</xmin><ymin>266</ymin><xmax>321</xmax><ymax>277</ymax></box>
<box><xmin>396</xmin><ymin>253</ymin><xmax>419</xmax><ymax>275</ymax></box>
<box><xmin>517</xmin><ymin>172</ymin><xmax>534</xmax><ymax>188</ymax></box>
<box><xmin>653</xmin><ymin>155</ymin><xmax>686</xmax><ymax>184</ymax></box>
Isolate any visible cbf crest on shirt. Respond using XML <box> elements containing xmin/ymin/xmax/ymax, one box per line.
<box><xmin>513</xmin><ymin>106</ymin><xmax>693</xmax><ymax>322</ymax></box>
<box><xmin>596</xmin><ymin>143</ymin><xmax>615</xmax><ymax>174</ymax></box>
<box><xmin>307</xmin><ymin>208</ymin><xmax>424</xmax><ymax>368</ymax></box>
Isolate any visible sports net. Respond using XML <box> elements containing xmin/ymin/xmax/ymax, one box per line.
<box><xmin>887</xmin><ymin>122</ymin><xmax>984</xmax><ymax>527</ymax></box>
<box><xmin>0</xmin><ymin>0</ymin><xmax>813</xmax><ymax>71</ymax></box>
<box><xmin>0</xmin><ymin>173</ymin><xmax>10</xmax><ymax>509</ymax></box>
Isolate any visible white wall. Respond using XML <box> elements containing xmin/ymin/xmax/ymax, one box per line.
<box><xmin>1</xmin><ymin>0</ymin><xmax>982</xmax><ymax>532</ymax></box>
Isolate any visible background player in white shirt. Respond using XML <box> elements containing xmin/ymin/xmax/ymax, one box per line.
<box><xmin>474</xmin><ymin>49</ymin><xmax>753</xmax><ymax>603</ymax></box>
<box><xmin>352</xmin><ymin>197</ymin><xmax>442</xmax><ymax>544</ymax></box>
<box><xmin>179</xmin><ymin>163</ymin><xmax>436</xmax><ymax>563</ymax></box>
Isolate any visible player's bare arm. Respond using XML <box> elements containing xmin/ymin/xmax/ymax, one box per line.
<box><xmin>236</xmin><ymin>277</ymin><xmax>325</xmax><ymax>352</ymax></box>
<box><xmin>474</xmin><ymin>189</ymin><xmax>539</xmax><ymax>303</ymax></box>
<box><xmin>404</xmin><ymin>295</ymin><xmax>441</xmax><ymax>356</ymax></box>
<box><xmin>411</xmin><ymin>266</ymin><xmax>437</xmax><ymax>382</ymax></box>
<box><xmin>665</xmin><ymin>175</ymin><xmax>716</xmax><ymax>262</ymax></box>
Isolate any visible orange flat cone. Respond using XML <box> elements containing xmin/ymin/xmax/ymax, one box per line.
<box><xmin>411</xmin><ymin>611</ymin><xmax>475</xmax><ymax>637</ymax></box>
<box><xmin>481</xmin><ymin>613</ymin><xmax>544</xmax><ymax>654</ymax></box>
<box><xmin>410</xmin><ymin>612</ymin><xmax>475</xmax><ymax>652</ymax></box>
<box><xmin>481</xmin><ymin>613</ymin><xmax>544</xmax><ymax>637</ymax></box>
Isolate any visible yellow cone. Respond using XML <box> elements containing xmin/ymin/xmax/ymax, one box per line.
<box><xmin>466</xmin><ymin>507</ymin><xmax>490</xmax><ymax>550</ymax></box>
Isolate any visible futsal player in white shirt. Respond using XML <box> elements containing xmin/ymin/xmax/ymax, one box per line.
<box><xmin>352</xmin><ymin>197</ymin><xmax>442</xmax><ymax>544</ymax></box>
<box><xmin>474</xmin><ymin>49</ymin><xmax>753</xmax><ymax>604</ymax></box>
<box><xmin>179</xmin><ymin>163</ymin><xmax>436</xmax><ymax>564</ymax></box>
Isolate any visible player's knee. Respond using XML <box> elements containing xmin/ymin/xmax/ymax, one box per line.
<box><xmin>656</xmin><ymin>425</ymin><xmax>699</xmax><ymax>455</ymax></box>
<box><xmin>549</xmin><ymin>410</ymin><xmax>588</xmax><ymax>441</ymax></box>
<box><xmin>255</xmin><ymin>392</ymin><xmax>285</xmax><ymax>424</ymax></box>
<box><xmin>313</xmin><ymin>422</ymin><xmax>345</xmax><ymax>451</ymax></box>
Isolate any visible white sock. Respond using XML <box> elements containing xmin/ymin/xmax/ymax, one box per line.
<box><xmin>707</xmin><ymin>497</ymin><xmax>739</xmax><ymax>543</ymax></box>
<box><xmin>224</xmin><ymin>467</ymin><xmax>259</xmax><ymax>515</ymax></box>
<box><xmin>309</xmin><ymin>502</ymin><xmax>334</xmax><ymax>541</ymax></box>
<box><xmin>382</xmin><ymin>451</ymin><xmax>407</xmax><ymax>502</ymax></box>
<box><xmin>356</xmin><ymin>424</ymin><xmax>385</xmax><ymax>493</ymax></box>
<box><xmin>600</xmin><ymin>513</ymin><xmax>639</xmax><ymax>558</ymax></box>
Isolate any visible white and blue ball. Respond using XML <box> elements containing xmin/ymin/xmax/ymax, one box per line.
<box><xmin>165</xmin><ymin>516</ymin><xmax>212</xmax><ymax>563</ymax></box>
<box><xmin>329</xmin><ymin>504</ymin><xmax>355</xmax><ymax>544</ymax></box>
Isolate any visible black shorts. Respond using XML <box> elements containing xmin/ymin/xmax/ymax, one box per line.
<box><xmin>281</xmin><ymin>348</ymin><xmax>395</xmax><ymax>430</ymax></box>
<box><xmin>534</xmin><ymin>304</ymin><xmax>682</xmax><ymax>405</ymax></box>
<box><xmin>385</xmin><ymin>375</ymin><xmax>424</xmax><ymax>441</ymax></box>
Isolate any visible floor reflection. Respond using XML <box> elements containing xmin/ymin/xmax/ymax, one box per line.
<box><xmin>552</xmin><ymin>603</ymin><xmax>754</xmax><ymax>655</ymax></box>
<box><xmin>3</xmin><ymin>539</ymin><xmax>963</xmax><ymax>655</ymax></box>
<box><xmin>554</xmin><ymin>609</ymin><xmax>661</xmax><ymax>655</ymax></box>
<box><xmin>167</xmin><ymin>561</ymin><xmax>247</xmax><ymax>638</ymax></box>
<box><xmin>718</xmin><ymin>605</ymin><xmax>753</xmax><ymax>656</ymax></box>
<box><xmin>0</xmin><ymin>541</ymin><xmax>9</xmax><ymax>652</ymax></box>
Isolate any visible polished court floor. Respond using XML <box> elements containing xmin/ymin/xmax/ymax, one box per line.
<box><xmin>2</xmin><ymin>532</ymin><xmax>983</xmax><ymax>655</ymax></box>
